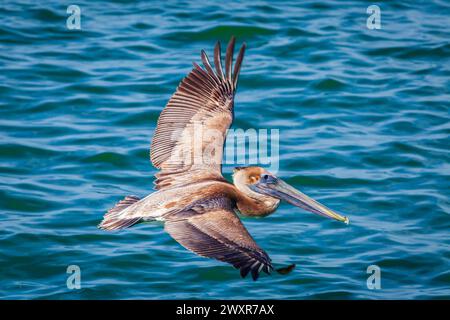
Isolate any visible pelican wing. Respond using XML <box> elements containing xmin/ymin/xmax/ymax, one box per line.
<box><xmin>150</xmin><ymin>37</ymin><xmax>246</xmax><ymax>190</ymax></box>
<box><xmin>165</xmin><ymin>207</ymin><xmax>272</xmax><ymax>280</ymax></box>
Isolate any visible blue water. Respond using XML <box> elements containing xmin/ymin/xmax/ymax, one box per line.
<box><xmin>1</xmin><ymin>0</ymin><xmax>449</xmax><ymax>299</ymax></box>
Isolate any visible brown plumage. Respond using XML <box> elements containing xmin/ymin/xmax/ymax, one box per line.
<box><xmin>99</xmin><ymin>37</ymin><xmax>349</xmax><ymax>281</ymax></box>
<box><xmin>150</xmin><ymin>37</ymin><xmax>244</xmax><ymax>191</ymax></box>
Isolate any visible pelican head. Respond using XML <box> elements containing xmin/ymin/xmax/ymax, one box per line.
<box><xmin>233</xmin><ymin>166</ymin><xmax>349</xmax><ymax>224</ymax></box>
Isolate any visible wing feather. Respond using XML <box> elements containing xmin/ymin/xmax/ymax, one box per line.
<box><xmin>225</xmin><ymin>36</ymin><xmax>235</xmax><ymax>81</ymax></box>
<box><xmin>150</xmin><ymin>37</ymin><xmax>246</xmax><ymax>190</ymax></box>
<box><xmin>214</xmin><ymin>41</ymin><xmax>224</xmax><ymax>80</ymax></box>
<box><xmin>165</xmin><ymin>207</ymin><xmax>272</xmax><ymax>280</ymax></box>
<box><xmin>233</xmin><ymin>43</ymin><xmax>246</xmax><ymax>88</ymax></box>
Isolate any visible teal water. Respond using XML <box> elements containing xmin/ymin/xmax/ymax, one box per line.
<box><xmin>1</xmin><ymin>0</ymin><xmax>449</xmax><ymax>299</ymax></box>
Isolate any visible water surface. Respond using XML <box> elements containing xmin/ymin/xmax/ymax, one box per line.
<box><xmin>0</xmin><ymin>0</ymin><xmax>449</xmax><ymax>299</ymax></box>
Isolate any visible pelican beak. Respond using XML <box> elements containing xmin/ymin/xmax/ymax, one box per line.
<box><xmin>253</xmin><ymin>177</ymin><xmax>349</xmax><ymax>224</ymax></box>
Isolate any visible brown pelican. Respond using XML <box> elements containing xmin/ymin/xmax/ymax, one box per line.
<box><xmin>99</xmin><ymin>37</ymin><xmax>349</xmax><ymax>280</ymax></box>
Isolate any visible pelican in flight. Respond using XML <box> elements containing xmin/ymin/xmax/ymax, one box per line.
<box><xmin>99</xmin><ymin>37</ymin><xmax>349</xmax><ymax>280</ymax></box>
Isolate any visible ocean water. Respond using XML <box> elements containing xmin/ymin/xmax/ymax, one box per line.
<box><xmin>0</xmin><ymin>0</ymin><xmax>449</xmax><ymax>299</ymax></box>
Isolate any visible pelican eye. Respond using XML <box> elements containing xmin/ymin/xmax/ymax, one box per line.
<box><xmin>261</xmin><ymin>174</ymin><xmax>277</xmax><ymax>184</ymax></box>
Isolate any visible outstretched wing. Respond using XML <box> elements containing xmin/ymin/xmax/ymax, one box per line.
<box><xmin>165</xmin><ymin>207</ymin><xmax>273</xmax><ymax>280</ymax></box>
<box><xmin>150</xmin><ymin>37</ymin><xmax>246</xmax><ymax>190</ymax></box>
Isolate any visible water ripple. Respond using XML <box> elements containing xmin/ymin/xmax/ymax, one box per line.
<box><xmin>0</xmin><ymin>0</ymin><xmax>449</xmax><ymax>299</ymax></box>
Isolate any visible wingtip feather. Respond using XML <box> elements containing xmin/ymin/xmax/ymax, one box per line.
<box><xmin>233</xmin><ymin>42</ymin><xmax>246</xmax><ymax>88</ymax></box>
<box><xmin>225</xmin><ymin>36</ymin><xmax>236</xmax><ymax>81</ymax></box>
<box><xmin>214</xmin><ymin>41</ymin><xmax>224</xmax><ymax>79</ymax></box>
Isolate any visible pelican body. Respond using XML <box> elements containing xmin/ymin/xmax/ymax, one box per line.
<box><xmin>99</xmin><ymin>37</ymin><xmax>349</xmax><ymax>280</ymax></box>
